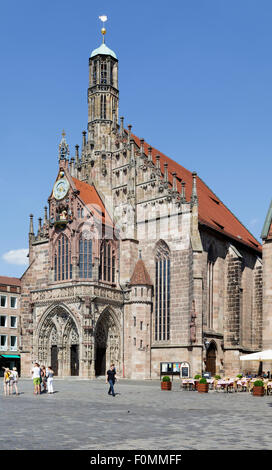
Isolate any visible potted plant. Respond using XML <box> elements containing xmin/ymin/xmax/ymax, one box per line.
<box><xmin>161</xmin><ymin>376</ymin><xmax>172</xmax><ymax>391</ymax></box>
<box><xmin>197</xmin><ymin>377</ymin><xmax>209</xmax><ymax>393</ymax></box>
<box><xmin>215</xmin><ymin>375</ymin><xmax>221</xmax><ymax>380</ymax></box>
<box><xmin>236</xmin><ymin>374</ymin><xmax>243</xmax><ymax>379</ymax></box>
<box><xmin>194</xmin><ymin>374</ymin><xmax>201</xmax><ymax>390</ymax></box>
<box><xmin>252</xmin><ymin>380</ymin><xmax>265</xmax><ymax>397</ymax></box>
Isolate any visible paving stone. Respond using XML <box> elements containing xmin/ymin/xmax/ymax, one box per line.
<box><xmin>0</xmin><ymin>379</ymin><xmax>271</xmax><ymax>450</ymax></box>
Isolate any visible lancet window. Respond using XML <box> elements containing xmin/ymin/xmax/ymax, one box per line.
<box><xmin>155</xmin><ymin>241</ymin><xmax>170</xmax><ymax>341</ymax></box>
<box><xmin>93</xmin><ymin>60</ymin><xmax>97</xmax><ymax>85</ymax></box>
<box><xmin>54</xmin><ymin>234</ymin><xmax>72</xmax><ymax>281</ymax></box>
<box><xmin>101</xmin><ymin>61</ymin><xmax>107</xmax><ymax>84</ymax></box>
<box><xmin>100</xmin><ymin>95</ymin><xmax>106</xmax><ymax>119</ymax></box>
<box><xmin>79</xmin><ymin>238</ymin><xmax>93</xmax><ymax>279</ymax></box>
<box><xmin>99</xmin><ymin>240</ymin><xmax>116</xmax><ymax>283</ymax></box>
<box><xmin>207</xmin><ymin>245</ymin><xmax>216</xmax><ymax>329</ymax></box>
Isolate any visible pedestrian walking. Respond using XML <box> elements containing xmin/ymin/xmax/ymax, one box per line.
<box><xmin>3</xmin><ymin>367</ymin><xmax>11</xmax><ymax>396</ymax></box>
<box><xmin>47</xmin><ymin>366</ymin><xmax>54</xmax><ymax>394</ymax></box>
<box><xmin>31</xmin><ymin>362</ymin><xmax>41</xmax><ymax>395</ymax></box>
<box><xmin>41</xmin><ymin>366</ymin><xmax>47</xmax><ymax>393</ymax></box>
<box><xmin>9</xmin><ymin>367</ymin><xmax>19</xmax><ymax>396</ymax></box>
<box><xmin>106</xmin><ymin>363</ymin><xmax>117</xmax><ymax>397</ymax></box>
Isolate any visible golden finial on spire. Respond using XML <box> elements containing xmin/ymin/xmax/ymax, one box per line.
<box><xmin>99</xmin><ymin>15</ymin><xmax>107</xmax><ymax>43</ymax></box>
<box><xmin>62</xmin><ymin>129</ymin><xmax>66</xmax><ymax>138</ymax></box>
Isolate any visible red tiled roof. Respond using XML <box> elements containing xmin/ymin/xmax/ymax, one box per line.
<box><xmin>132</xmin><ymin>134</ymin><xmax>261</xmax><ymax>253</ymax></box>
<box><xmin>0</xmin><ymin>276</ymin><xmax>21</xmax><ymax>287</ymax></box>
<box><xmin>72</xmin><ymin>178</ymin><xmax>114</xmax><ymax>228</ymax></box>
<box><xmin>130</xmin><ymin>259</ymin><xmax>153</xmax><ymax>286</ymax></box>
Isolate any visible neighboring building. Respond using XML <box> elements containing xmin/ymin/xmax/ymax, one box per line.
<box><xmin>0</xmin><ymin>276</ymin><xmax>21</xmax><ymax>375</ymax></box>
<box><xmin>20</xmin><ymin>27</ymin><xmax>262</xmax><ymax>379</ymax></box>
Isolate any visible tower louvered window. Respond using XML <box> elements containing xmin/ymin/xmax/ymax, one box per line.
<box><xmin>100</xmin><ymin>95</ymin><xmax>106</xmax><ymax>119</ymax></box>
<box><xmin>93</xmin><ymin>61</ymin><xmax>97</xmax><ymax>85</ymax></box>
<box><xmin>54</xmin><ymin>235</ymin><xmax>72</xmax><ymax>281</ymax></box>
<box><xmin>79</xmin><ymin>239</ymin><xmax>93</xmax><ymax>279</ymax></box>
<box><xmin>101</xmin><ymin>61</ymin><xmax>107</xmax><ymax>84</ymax></box>
<box><xmin>155</xmin><ymin>241</ymin><xmax>170</xmax><ymax>341</ymax></box>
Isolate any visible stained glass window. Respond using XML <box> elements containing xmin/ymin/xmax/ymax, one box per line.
<box><xmin>99</xmin><ymin>241</ymin><xmax>116</xmax><ymax>283</ymax></box>
<box><xmin>155</xmin><ymin>241</ymin><xmax>170</xmax><ymax>341</ymax></box>
<box><xmin>54</xmin><ymin>235</ymin><xmax>72</xmax><ymax>281</ymax></box>
<box><xmin>79</xmin><ymin>238</ymin><xmax>92</xmax><ymax>279</ymax></box>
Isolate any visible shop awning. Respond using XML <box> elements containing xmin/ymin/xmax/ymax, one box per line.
<box><xmin>0</xmin><ymin>355</ymin><xmax>20</xmax><ymax>358</ymax></box>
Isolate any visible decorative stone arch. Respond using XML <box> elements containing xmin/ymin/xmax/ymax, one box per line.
<box><xmin>36</xmin><ymin>304</ymin><xmax>81</xmax><ymax>377</ymax></box>
<box><xmin>94</xmin><ymin>306</ymin><xmax>121</xmax><ymax>376</ymax></box>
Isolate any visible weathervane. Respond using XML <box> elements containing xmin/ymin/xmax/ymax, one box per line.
<box><xmin>99</xmin><ymin>15</ymin><xmax>107</xmax><ymax>43</ymax></box>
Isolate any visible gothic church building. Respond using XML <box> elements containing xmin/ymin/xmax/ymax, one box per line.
<box><xmin>20</xmin><ymin>32</ymin><xmax>263</xmax><ymax>379</ymax></box>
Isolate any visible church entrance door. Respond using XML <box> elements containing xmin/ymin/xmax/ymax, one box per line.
<box><xmin>38</xmin><ymin>306</ymin><xmax>80</xmax><ymax>377</ymax></box>
<box><xmin>94</xmin><ymin>309</ymin><xmax>121</xmax><ymax>377</ymax></box>
<box><xmin>95</xmin><ymin>347</ymin><xmax>106</xmax><ymax>376</ymax></box>
<box><xmin>70</xmin><ymin>345</ymin><xmax>79</xmax><ymax>376</ymax></box>
<box><xmin>206</xmin><ymin>342</ymin><xmax>216</xmax><ymax>376</ymax></box>
<box><xmin>51</xmin><ymin>345</ymin><xmax>58</xmax><ymax>376</ymax></box>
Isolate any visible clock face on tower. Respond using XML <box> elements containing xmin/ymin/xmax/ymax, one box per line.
<box><xmin>53</xmin><ymin>178</ymin><xmax>70</xmax><ymax>200</ymax></box>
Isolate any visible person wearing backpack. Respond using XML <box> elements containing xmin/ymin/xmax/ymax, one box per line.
<box><xmin>9</xmin><ymin>367</ymin><xmax>19</xmax><ymax>396</ymax></box>
<box><xmin>3</xmin><ymin>368</ymin><xmax>11</xmax><ymax>396</ymax></box>
<box><xmin>31</xmin><ymin>362</ymin><xmax>41</xmax><ymax>395</ymax></box>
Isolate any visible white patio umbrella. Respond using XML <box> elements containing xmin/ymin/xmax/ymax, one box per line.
<box><xmin>240</xmin><ymin>350</ymin><xmax>272</xmax><ymax>361</ymax></box>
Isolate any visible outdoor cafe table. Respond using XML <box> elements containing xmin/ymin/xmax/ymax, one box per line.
<box><xmin>182</xmin><ymin>378</ymin><xmax>214</xmax><ymax>391</ymax></box>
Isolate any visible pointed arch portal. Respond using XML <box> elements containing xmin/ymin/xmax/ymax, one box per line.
<box><xmin>206</xmin><ymin>342</ymin><xmax>217</xmax><ymax>376</ymax></box>
<box><xmin>37</xmin><ymin>306</ymin><xmax>80</xmax><ymax>377</ymax></box>
<box><xmin>94</xmin><ymin>308</ymin><xmax>121</xmax><ymax>376</ymax></box>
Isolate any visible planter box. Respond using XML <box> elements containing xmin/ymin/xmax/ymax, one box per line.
<box><xmin>253</xmin><ymin>386</ymin><xmax>265</xmax><ymax>397</ymax></box>
<box><xmin>161</xmin><ymin>381</ymin><xmax>172</xmax><ymax>391</ymax></box>
<box><xmin>197</xmin><ymin>383</ymin><xmax>209</xmax><ymax>393</ymax></box>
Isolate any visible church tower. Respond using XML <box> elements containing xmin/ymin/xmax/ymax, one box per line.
<box><xmin>75</xmin><ymin>18</ymin><xmax>119</xmax><ymax>199</ymax></box>
<box><xmin>87</xmin><ymin>22</ymin><xmax>119</xmax><ymax>149</ymax></box>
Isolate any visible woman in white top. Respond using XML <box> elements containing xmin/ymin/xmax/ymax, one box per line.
<box><xmin>9</xmin><ymin>367</ymin><xmax>19</xmax><ymax>396</ymax></box>
<box><xmin>47</xmin><ymin>366</ymin><xmax>54</xmax><ymax>394</ymax></box>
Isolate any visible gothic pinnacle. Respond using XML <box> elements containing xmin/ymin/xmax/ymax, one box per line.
<box><xmin>156</xmin><ymin>155</ymin><xmax>161</xmax><ymax>171</ymax></box>
<box><xmin>44</xmin><ymin>206</ymin><xmax>48</xmax><ymax>223</ymax></box>
<box><xmin>29</xmin><ymin>214</ymin><xmax>34</xmax><ymax>235</ymax></box>
<box><xmin>172</xmin><ymin>172</ymin><xmax>177</xmax><ymax>192</ymax></box>
<box><xmin>164</xmin><ymin>163</ymin><xmax>168</xmax><ymax>184</ymax></box>
<box><xmin>127</xmin><ymin>124</ymin><xmax>132</xmax><ymax>144</ymax></box>
<box><xmin>181</xmin><ymin>181</ymin><xmax>186</xmax><ymax>203</ymax></box>
<box><xmin>191</xmin><ymin>172</ymin><xmax>198</xmax><ymax>205</ymax></box>
<box><xmin>82</xmin><ymin>131</ymin><xmax>87</xmax><ymax>148</ymax></box>
<box><xmin>75</xmin><ymin>145</ymin><xmax>79</xmax><ymax>163</ymax></box>
<box><xmin>140</xmin><ymin>139</ymin><xmax>145</xmax><ymax>156</ymax></box>
<box><xmin>148</xmin><ymin>147</ymin><xmax>153</xmax><ymax>162</ymax></box>
<box><xmin>120</xmin><ymin>117</ymin><xmax>124</xmax><ymax>136</ymax></box>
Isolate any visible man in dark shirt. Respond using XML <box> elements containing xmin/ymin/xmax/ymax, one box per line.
<box><xmin>106</xmin><ymin>364</ymin><xmax>116</xmax><ymax>397</ymax></box>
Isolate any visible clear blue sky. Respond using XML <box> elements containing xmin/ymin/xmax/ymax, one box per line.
<box><xmin>1</xmin><ymin>0</ymin><xmax>272</xmax><ymax>277</ymax></box>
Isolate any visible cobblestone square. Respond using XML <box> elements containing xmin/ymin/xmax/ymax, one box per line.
<box><xmin>0</xmin><ymin>378</ymin><xmax>272</xmax><ymax>450</ymax></box>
